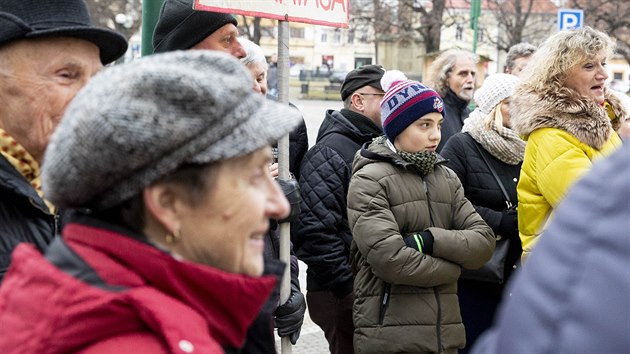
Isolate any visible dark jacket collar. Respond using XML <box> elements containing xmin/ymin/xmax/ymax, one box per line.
<box><xmin>443</xmin><ymin>89</ymin><xmax>470</xmax><ymax>113</ymax></box>
<box><xmin>340</xmin><ymin>108</ymin><xmax>383</xmax><ymax>136</ymax></box>
<box><xmin>0</xmin><ymin>154</ymin><xmax>50</xmax><ymax>214</ymax></box>
<box><xmin>316</xmin><ymin>109</ymin><xmax>382</xmax><ymax>143</ymax></box>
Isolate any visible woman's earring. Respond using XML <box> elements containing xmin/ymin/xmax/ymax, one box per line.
<box><xmin>165</xmin><ymin>229</ymin><xmax>181</xmax><ymax>244</ymax></box>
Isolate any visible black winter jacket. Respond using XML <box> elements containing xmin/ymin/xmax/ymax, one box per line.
<box><xmin>0</xmin><ymin>155</ymin><xmax>59</xmax><ymax>281</ymax></box>
<box><xmin>438</xmin><ymin>90</ymin><xmax>471</xmax><ymax>152</ymax></box>
<box><xmin>272</xmin><ymin>102</ymin><xmax>308</xmax><ymax>181</ymax></box>
<box><xmin>294</xmin><ymin>109</ymin><xmax>381</xmax><ymax>295</ymax></box>
<box><xmin>247</xmin><ymin>104</ymin><xmax>307</xmax><ymax>352</ymax></box>
<box><xmin>288</xmin><ymin>118</ymin><xmax>309</xmax><ymax>181</ymax></box>
<box><xmin>441</xmin><ymin>132</ymin><xmax>522</xmax><ymax>279</ymax></box>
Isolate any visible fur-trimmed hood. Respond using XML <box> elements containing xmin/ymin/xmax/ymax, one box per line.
<box><xmin>510</xmin><ymin>86</ymin><xmax>624</xmax><ymax>149</ymax></box>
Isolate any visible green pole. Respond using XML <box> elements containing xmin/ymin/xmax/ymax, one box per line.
<box><xmin>471</xmin><ymin>0</ymin><xmax>480</xmax><ymax>54</ymax></box>
<box><xmin>141</xmin><ymin>0</ymin><xmax>165</xmax><ymax>56</ymax></box>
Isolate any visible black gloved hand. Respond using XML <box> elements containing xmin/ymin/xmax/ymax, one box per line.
<box><xmin>403</xmin><ymin>230</ymin><xmax>434</xmax><ymax>254</ymax></box>
<box><xmin>498</xmin><ymin>208</ymin><xmax>518</xmax><ymax>240</ymax></box>
<box><xmin>274</xmin><ymin>284</ymin><xmax>306</xmax><ymax>345</ymax></box>
<box><xmin>276</xmin><ymin>179</ymin><xmax>301</xmax><ymax>224</ymax></box>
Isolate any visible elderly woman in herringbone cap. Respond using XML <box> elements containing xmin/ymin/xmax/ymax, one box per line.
<box><xmin>0</xmin><ymin>51</ymin><xmax>301</xmax><ymax>354</ymax></box>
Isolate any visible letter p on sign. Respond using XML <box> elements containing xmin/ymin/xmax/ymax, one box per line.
<box><xmin>558</xmin><ymin>9</ymin><xmax>584</xmax><ymax>31</ymax></box>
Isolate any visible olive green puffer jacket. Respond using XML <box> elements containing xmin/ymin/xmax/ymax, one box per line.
<box><xmin>348</xmin><ymin>138</ymin><xmax>495</xmax><ymax>354</ymax></box>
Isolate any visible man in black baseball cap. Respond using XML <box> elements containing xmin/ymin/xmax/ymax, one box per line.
<box><xmin>0</xmin><ymin>0</ymin><xmax>127</xmax><ymax>283</ymax></box>
<box><xmin>339</xmin><ymin>64</ymin><xmax>386</xmax><ymax>102</ymax></box>
<box><xmin>153</xmin><ymin>0</ymin><xmax>245</xmax><ymax>58</ymax></box>
<box><xmin>293</xmin><ymin>63</ymin><xmax>385</xmax><ymax>354</ymax></box>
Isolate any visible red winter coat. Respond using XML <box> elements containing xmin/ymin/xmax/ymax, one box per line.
<box><xmin>0</xmin><ymin>216</ymin><xmax>276</xmax><ymax>354</ymax></box>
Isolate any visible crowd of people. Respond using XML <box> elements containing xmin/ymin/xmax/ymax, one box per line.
<box><xmin>0</xmin><ymin>0</ymin><xmax>628</xmax><ymax>353</ymax></box>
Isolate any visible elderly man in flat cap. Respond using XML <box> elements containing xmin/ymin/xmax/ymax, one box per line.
<box><xmin>293</xmin><ymin>65</ymin><xmax>385</xmax><ymax>354</ymax></box>
<box><xmin>0</xmin><ymin>0</ymin><xmax>127</xmax><ymax>282</ymax></box>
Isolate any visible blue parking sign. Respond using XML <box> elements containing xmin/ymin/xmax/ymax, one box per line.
<box><xmin>558</xmin><ymin>9</ymin><xmax>584</xmax><ymax>31</ymax></box>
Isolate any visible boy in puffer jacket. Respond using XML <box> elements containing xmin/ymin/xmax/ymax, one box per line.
<box><xmin>347</xmin><ymin>70</ymin><xmax>495</xmax><ymax>354</ymax></box>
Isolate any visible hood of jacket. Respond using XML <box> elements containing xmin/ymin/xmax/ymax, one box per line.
<box><xmin>0</xmin><ymin>217</ymin><xmax>276</xmax><ymax>354</ymax></box>
<box><xmin>510</xmin><ymin>86</ymin><xmax>624</xmax><ymax>149</ymax></box>
<box><xmin>316</xmin><ymin>109</ymin><xmax>380</xmax><ymax>145</ymax></box>
<box><xmin>353</xmin><ymin>136</ymin><xmax>447</xmax><ymax>175</ymax></box>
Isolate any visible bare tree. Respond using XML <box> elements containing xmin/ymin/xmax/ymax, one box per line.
<box><xmin>480</xmin><ymin>0</ymin><xmax>556</xmax><ymax>53</ymax></box>
<box><xmin>349</xmin><ymin>0</ymin><xmax>397</xmax><ymax>61</ymax></box>
<box><xmin>568</xmin><ymin>0</ymin><xmax>630</xmax><ymax>65</ymax></box>
<box><xmin>85</xmin><ymin>0</ymin><xmax>142</xmax><ymax>41</ymax></box>
<box><xmin>403</xmin><ymin>0</ymin><xmax>447</xmax><ymax>54</ymax></box>
<box><xmin>239</xmin><ymin>16</ymin><xmax>263</xmax><ymax>44</ymax></box>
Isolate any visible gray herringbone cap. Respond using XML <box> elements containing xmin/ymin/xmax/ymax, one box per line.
<box><xmin>41</xmin><ymin>50</ymin><xmax>301</xmax><ymax>210</ymax></box>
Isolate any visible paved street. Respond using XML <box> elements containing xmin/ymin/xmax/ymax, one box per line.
<box><xmin>274</xmin><ymin>98</ymin><xmax>337</xmax><ymax>353</ymax></box>
<box><xmin>291</xmin><ymin>97</ymin><xmax>342</xmax><ymax>147</ymax></box>
<box><xmin>274</xmin><ymin>260</ymin><xmax>329</xmax><ymax>354</ymax></box>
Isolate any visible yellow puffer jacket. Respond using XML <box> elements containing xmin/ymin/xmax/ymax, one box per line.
<box><xmin>511</xmin><ymin>87</ymin><xmax>624</xmax><ymax>261</ymax></box>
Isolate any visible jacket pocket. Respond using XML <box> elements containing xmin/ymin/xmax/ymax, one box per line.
<box><xmin>378</xmin><ymin>282</ymin><xmax>392</xmax><ymax>325</ymax></box>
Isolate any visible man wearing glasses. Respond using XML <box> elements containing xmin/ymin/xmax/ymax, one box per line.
<box><xmin>293</xmin><ymin>65</ymin><xmax>385</xmax><ymax>354</ymax></box>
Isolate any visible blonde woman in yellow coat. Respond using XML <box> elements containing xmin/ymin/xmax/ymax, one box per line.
<box><xmin>510</xmin><ymin>27</ymin><xmax>625</xmax><ymax>262</ymax></box>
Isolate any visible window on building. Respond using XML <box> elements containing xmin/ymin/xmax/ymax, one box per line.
<box><xmin>456</xmin><ymin>24</ymin><xmax>463</xmax><ymax>41</ymax></box>
<box><xmin>348</xmin><ymin>30</ymin><xmax>355</xmax><ymax>44</ymax></box>
<box><xmin>321</xmin><ymin>31</ymin><xmax>328</xmax><ymax>43</ymax></box>
<box><xmin>614</xmin><ymin>72</ymin><xmax>623</xmax><ymax>80</ymax></box>
<box><xmin>261</xmin><ymin>26</ymin><xmax>275</xmax><ymax>38</ymax></box>
<box><xmin>359</xmin><ymin>34</ymin><xmax>368</xmax><ymax>43</ymax></box>
<box><xmin>290</xmin><ymin>27</ymin><xmax>305</xmax><ymax>38</ymax></box>
<box><xmin>334</xmin><ymin>30</ymin><xmax>342</xmax><ymax>43</ymax></box>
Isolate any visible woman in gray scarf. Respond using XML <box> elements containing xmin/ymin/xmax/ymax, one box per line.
<box><xmin>441</xmin><ymin>73</ymin><xmax>524</xmax><ymax>353</ymax></box>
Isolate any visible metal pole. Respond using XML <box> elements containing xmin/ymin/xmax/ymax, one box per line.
<box><xmin>471</xmin><ymin>0</ymin><xmax>480</xmax><ymax>54</ymax></box>
<box><xmin>277</xmin><ymin>19</ymin><xmax>292</xmax><ymax>354</ymax></box>
<box><xmin>141</xmin><ymin>0</ymin><xmax>165</xmax><ymax>56</ymax></box>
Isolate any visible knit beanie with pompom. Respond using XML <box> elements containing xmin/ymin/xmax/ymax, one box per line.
<box><xmin>473</xmin><ymin>73</ymin><xmax>520</xmax><ymax>115</ymax></box>
<box><xmin>380</xmin><ymin>70</ymin><xmax>444</xmax><ymax>143</ymax></box>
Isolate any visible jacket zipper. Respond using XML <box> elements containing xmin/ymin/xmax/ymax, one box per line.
<box><xmin>423</xmin><ymin>181</ymin><xmax>436</xmax><ymax>227</ymax></box>
<box><xmin>433</xmin><ymin>288</ymin><xmax>442</xmax><ymax>352</ymax></box>
<box><xmin>29</xmin><ymin>197</ymin><xmax>60</xmax><ymax>237</ymax></box>
<box><xmin>378</xmin><ymin>282</ymin><xmax>392</xmax><ymax>325</ymax></box>
<box><xmin>54</xmin><ymin>212</ymin><xmax>60</xmax><ymax>235</ymax></box>
<box><xmin>424</xmin><ymin>180</ymin><xmax>442</xmax><ymax>351</ymax></box>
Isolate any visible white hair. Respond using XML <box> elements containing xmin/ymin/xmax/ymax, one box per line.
<box><xmin>239</xmin><ymin>37</ymin><xmax>268</xmax><ymax>70</ymax></box>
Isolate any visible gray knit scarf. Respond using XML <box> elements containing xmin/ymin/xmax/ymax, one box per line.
<box><xmin>462</xmin><ymin>104</ymin><xmax>525</xmax><ymax>165</ymax></box>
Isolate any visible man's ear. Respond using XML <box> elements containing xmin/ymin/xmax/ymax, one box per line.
<box><xmin>143</xmin><ymin>184</ymin><xmax>181</xmax><ymax>235</ymax></box>
<box><xmin>350</xmin><ymin>92</ymin><xmax>365</xmax><ymax>112</ymax></box>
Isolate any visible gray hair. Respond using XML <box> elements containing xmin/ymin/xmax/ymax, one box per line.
<box><xmin>426</xmin><ymin>48</ymin><xmax>477</xmax><ymax>97</ymax></box>
<box><xmin>505</xmin><ymin>43</ymin><xmax>537</xmax><ymax>72</ymax></box>
<box><xmin>239</xmin><ymin>37</ymin><xmax>268</xmax><ymax>71</ymax></box>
